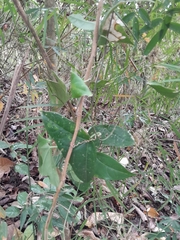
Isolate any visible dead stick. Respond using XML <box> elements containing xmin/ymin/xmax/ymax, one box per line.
<box><xmin>0</xmin><ymin>49</ymin><xmax>29</xmax><ymax>137</ymax></box>
<box><xmin>44</xmin><ymin>0</ymin><xmax>104</xmax><ymax>239</ymax></box>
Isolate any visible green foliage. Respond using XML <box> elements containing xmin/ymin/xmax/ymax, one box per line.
<box><xmin>38</xmin><ymin>135</ymin><xmax>60</xmax><ymax>187</ymax></box>
<box><xmin>147</xmin><ymin>205</ymin><xmax>180</xmax><ymax>240</ymax></box>
<box><xmin>46</xmin><ymin>71</ymin><xmax>70</xmax><ymax>107</ymax></box>
<box><xmin>148</xmin><ymin>81</ymin><xmax>180</xmax><ymax>98</ymax></box>
<box><xmin>70</xmin><ymin>72</ymin><xmax>93</xmax><ymax>98</ymax></box>
<box><xmin>95</xmin><ymin>153</ymin><xmax>134</xmax><ymax>180</ymax></box>
<box><xmin>68</xmin><ymin>14</ymin><xmax>95</xmax><ymax>31</ymax></box>
<box><xmin>42</xmin><ymin>111</ymin><xmax>134</xmax><ymax>183</ymax></box>
<box><xmin>88</xmin><ymin>125</ymin><xmax>134</xmax><ymax>148</ymax></box>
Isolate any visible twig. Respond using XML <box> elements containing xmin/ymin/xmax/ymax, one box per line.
<box><xmin>0</xmin><ymin>49</ymin><xmax>29</xmax><ymax>137</ymax></box>
<box><xmin>12</xmin><ymin>0</ymin><xmax>53</xmax><ymax>70</ymax></box>
<box><xmin>44</xmin><ymin>0</ymin><xmax>104</xmax><ymax>239</ymax></box>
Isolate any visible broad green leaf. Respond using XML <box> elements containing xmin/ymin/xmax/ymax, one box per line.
<box><xmin>68</xmin><ymin>165</ymin><xmax>91</xmax><ymax>191</ymax></box>
<box><xmin>6</xmin><ymin>206</ymin><xmax>20</xmax><ymax>218</ymax></box>
<box><xmin>95</xmin><ymin>153</ymin><xmax>134</xmax><ymax>180</ymax></box>
<box><xmin>139</xmin><ymin>8</ymin><xmax>151</xmax><ymax>26</ymax></box>
<box><xmin>0</xmin><ymin>140</ymin><xmax>10</xmax><ymax>149</ymax></box>
<box><xmin>17</xmin><ymin>192</ymin><xmax>28</xmax><ymax>206</ymax></box>
<box><xmin>47</xmin><ymin>72</ymin><xmax>70</xmax><ymax>107</ymax></box>
<box><xmin>148</xmin><ymin>82</ymin><xmax>180</xmax><ymax>98</ymax></box>
<box><xmin>15</xmin><ymin>163</ymin><xmax>29</xmax><ymax>175</ymax></box>
<box><xmin>169</xmin><ymin>22</ymin><xmax>180</xmax><ymax>34</ymax></box>
<box><xmin>0</xmin><ymin>221</ymin><xmax>7</xmax><ymax>239</ymax></box>
<box><xmin>70</xmin><ymin>142</ymin><xmax>96</xmax><ymax>182</ymax></box>
<box><xmin>71</xmin><ymin>72</ymin><xmax>92</xmax><ymax>98</ymax></box>
<box><xmin>68</xmin><ymin>14</ymin><xmax>95</xmax><ymax>31</ymax></box>
<box><xmin>88</xmin><ymin>125</ymin><xmax>134</xmax><ymax>148</ymax></box>
<box><xmin>143</xmin><ymin>31</ymin><xmax>160</xmax><ymax>55</ymax></box>
<box><xmin>122</xmin><ymin>12</ymin><xmax>135</xmax><ymax>24</ymax></box>
<box><xmin>20</xmin><ymin>207</ymin><xmax>28</xmax><ymax>230</ymax></box>
<box><xmin>132</xmin><ymin>17</ymin><xmax>139</xmax><ymax>41</ymax></box>
<box><xmin>23</xmin><ymin>224</ymin><xmax>34</xmax><ymax>240</ymax></box>
<box><xmin>38</xmin><ymin>135</ymin><xmax>59</xmax><ymax>187</ymax></box>
<box><xmin>42</xmin><ymin>111</ymin><xmax>90</xmax><ymax>156</ymax></box>
<box><xmin>0</xmin><ymin>206</ymin><xmax>6</xmax><ymax>219</ymax></box>
<box><xmin>166</xmin><ymin>7</ymin><xmax>180</xmax><ymax>15</ymax></box>
<box><xmin>151</xmin><ymin>18</ymin><xmax>163</xmax><ymax>28</ymax></box>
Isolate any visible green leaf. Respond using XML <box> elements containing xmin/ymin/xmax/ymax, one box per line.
<box><xmin>143</xmin><ymin>31</ymin><xmax>160</xmax><ymax>55</ymax></box>
<box><xmin>166</xmin><ymin>7</ymin><xmax>180</xmax><ymax>15</ymax></box>
<box><xmin>132</xmin><ymin>17</ymin><xmax>139</xmax><ymax>41</ymax></box>
<box><xmin>0</xmin><ymin>221</ymin><xmax>7</xmax><ymax>239</ymax></box>
<box><xmin>88</xmin><ymin>125</ymin><xmax>134</xmax><ymax>148</ymax></box>
<box><xmin>95</xmin><ymin>153</ymin><xmax>134</xmax><ymax>180</ymax></box>
<box><xmin>68</xmin><ymin>14</ymin><xmax>95</xmax><ymax>31</ymax></box>
<box><xmin>71</xmin><ymin>72</ymin><xmax>92</xmax><ymax>98</ymax></box>
<box><xmin>0</xmin><ymin>141</ymin><xmax>10</xmax><ymax>149</ymax></box>
<box><xmin>138</xmin><ymin>8</ymin><xmax>151</xmax><ymax>26</ymax></box>
<box><xmin>169</xmin><ymin>22</ymin><xmax>180</xmax><ymax>34</ymax></box>
<box><xmin>15</xmin><ymin>163</ymin><xmax>29</xmax><ymax>175</ymax></box>
<box><xmin>17</xmin><ymin>192</ymin><xmax>28</xmax><ymax>206</ymax></box>
<box><xmin>23</xmin><ymin>224</ymin><xmax>34</xmax><ymax>240</ymax></box>
<box><xmin>151</xmin><ymin>18</ymin><xmax>163</xmax><ymax>28</ymax></box>
<box><xmin>46</xmin><ymin>71</ymin><xmax>70</xmax><ymax>107</ymax></box>
<box><xmin>42</xmin><ymin>111</ymin><xmax>90</xmax><ymax>156</ymax></box>
<box><xmin>20</xmin><ymin>207</ymin><xmax>28</xmax><ymax>230</ymax></box>
<box><xmin>70</xmin><ymin>142</ymin><xmax>96</xmax><ymax>182</ymax></box>
<box><xmin>148</xmin><ymin>82</ymin><xmax>180</xmax><ymax>98</ymax></box>
<box><xmin>6</xmin><ymin>206</ymin><xmax>20</xmax><ymax>218</ymax></box>
<box><xmin>122</xmin><ymin>12</ymin><xmax>135</xmax><ymax>24</ymax></box>
<box><xmin>38</xmin><ymin>135</ymin><xmax>59</xmax><ymax>187</ymax></box>
<box><xmin>157</xmin><ymin>63</ymin><xmax>180</xmax><ymax>72</ymax></box>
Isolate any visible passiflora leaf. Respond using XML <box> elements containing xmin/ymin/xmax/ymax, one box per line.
<box><xmin>132</xmin><ymin>17</ymin><xmax>139</xmax><ymax>41</ymax></box>
<box><xmin>148</xmin><ymin>82</ymin><xmax>180</xmax><ymax>98</ymax></box>
<box><xmin>42</xmin><ymin>111</ymin><xmax>90</xmax><ymax>156</ymax></box>
<box><xmin>70</xmin><ymin>142</ymin><xmax>96</xmax><ymax>183</ymax></box>
<box><xmin>88</xmin><ymin>125</ymin><xmax>134</xmax><ymax>148</ymax></box>
<box><xmin>143</xmin><ymin>31</ymin><xmax>160</xmax><ymax>55</ymax></box>
<box><xmin>151</xmin><ymin>18</ymin><xmax>163</xmax><ymax>28</ymax></box>
<box><xmin>46</xmin><ymin>71</ymin><xmax>70</xmax><ymax>107</ymax></box>
<box><xmin>138</xmin><ymin>8</ymin><xmax>151</xmax><ymax>26</ymax></box>
<box><xmin>71</xmin><ymin>72</ymin><xmax>92</xmax><ymax>98</ymax></box>
<box><xmin>68</xmin><ymin>14</ymin><xmax>95</xmax><ymax>31</ymax></box>
<box><xmin>169</xmin><ymin>22</ymin><xmax>180</xmax><ymax>34</ymax></box>
<box><xmin>38</xmin><ymin>135</ymin><xmax>59</xmax><ymax>187</ymax></box>
<box><xmin>95</xmin><ymin>152</ymin><xmax>134</xmax><ymax>180</ymax></box>
<box><xmin>122</xmin><ymin>12</ymin><xmax>135</xmax><ymax>24</ymax></box>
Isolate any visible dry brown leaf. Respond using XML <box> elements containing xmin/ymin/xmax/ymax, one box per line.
<box><xmin>0</xmin><ymin>101</ymin><xmax>4</xmax><ymax>112</ymax></box>
<box><xmin>22</xmin><ymin>84</ymin><xmax>28</xmax><ymax>95</ymax></box>
<box><xmin>173</xmin><ymin>141</ymin><xmax>180</xmax><ymax>161</ymax></box>
<box><xmin>146</xmin><ymin>207</ymin><xmax>159</xmax><ymax>218</ymax></box>
<box><xmin>0</xmin><ymin>206</ymin><xmax>6</xmax><ymax>219</ymax></box>
<box><xmin>0</xmin><ymin>157</ymin><xmax>15</xmax><ymax>178</ymax></box>
<box><xmin>86</xmin><ymin>212</ymin><xmax>124</xmax><ymax>228</ymax></box>
<box><xmin>132</xmin><ymin>204</ymin><xmax>147</xmax><ymax>222</ymax></box>
<box><xmin>37</xmin><ymin>181</ymin><xmax>49</xmax><ymax>189</ymax></box>
<box><xmin>78</xmin><ymin>230</ymin><xmax>100</xmax><ymax>240</ymax></box>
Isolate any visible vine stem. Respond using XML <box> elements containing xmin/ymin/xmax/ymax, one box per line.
<box><xmin>44</xmin><ymin>0</ymin><xmax>104</xmax><ymax>239</ymax></box>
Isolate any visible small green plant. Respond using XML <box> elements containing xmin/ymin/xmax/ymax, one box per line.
<box><xmin>147</xmin><ymin>205</ymin><xmax>180</xmax><ymax>240</ymax></box>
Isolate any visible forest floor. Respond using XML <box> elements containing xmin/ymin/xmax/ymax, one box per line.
<box><xmin>0</xmin><ymin>72</ymin><xmax>180</xmax><ymax>240</ymax></box>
